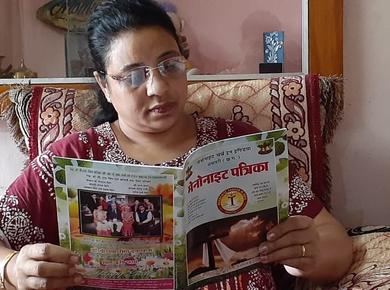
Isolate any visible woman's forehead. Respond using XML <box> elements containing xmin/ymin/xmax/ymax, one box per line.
<box><xmin>105</xmin><ymin>26</ymin><xmax>179</xmax><ymax>68</ymax></box>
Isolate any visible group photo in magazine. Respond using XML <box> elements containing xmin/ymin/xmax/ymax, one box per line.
<box><xmin>79</xmin><ymin>191</ymin><xmax>163</xmax><ymax>238</ymax></box>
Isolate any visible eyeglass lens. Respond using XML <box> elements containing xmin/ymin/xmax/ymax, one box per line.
<box><xmin>126</xmin><ymin>57</ymin><xmax>186</xmax><ymax>87</ymax></box>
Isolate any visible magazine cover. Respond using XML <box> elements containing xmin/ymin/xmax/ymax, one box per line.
<box><xmin>53</xmin><ymin>128</ymin><xmax>289</xmax><ymax>289</ymax></box>
<box><xmin>182</xmin><ymin>129</ymin><xmax>289</xmax><ymax>287</ymax></box>
<box><xmin>53</xmin><ymin>159</ymin><xmax>182</xmax><ymax>289</ymax></box>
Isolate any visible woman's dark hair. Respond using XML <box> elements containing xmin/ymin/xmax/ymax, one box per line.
<box><xmin>88</xmin><ymin>0</ymin><xmax>180</xmax><ymax>125</ymax></box>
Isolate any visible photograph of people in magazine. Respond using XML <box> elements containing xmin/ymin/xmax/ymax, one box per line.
<box><xmin>53</xmin><ymin>128</ymin><xmax>289</xmax><ymax>289</ymax></box>
<box><xmin>79</xmin><ymin>191</ymin><xmax>162</xmax><ymax>238</ymax></box>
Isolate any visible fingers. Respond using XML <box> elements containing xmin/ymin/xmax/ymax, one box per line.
<box><xmin>22</xmin><ymin>260</ymin><xmax>76</xmax><ymax>278</ymax></box>
<box><xmin>260</xmin><ymin>244</ymin><xmax>312</xmax><ymax>263</ymax></box>
<box><xmin>15</xmin><ymin>243</ymin><xmax>83</xmax><ymax>290</ymax></box>
<box><xmin>258</xmin><ymin>216</ymin><xmax>319</xmax><ymax>270</ymax></box>
<box><xmin>24</xmin><ymin>275</ymin><xmax>83</xmax><ymax>290</ymax></box>
<box><xmin>21</xmin><ymin>243</ymin><xmax>79</xmax><ymax>264</ymax></box>
<box><xmin>261</xmin><ymin>227</ymin><xmax>317</xmax><ymax>255</ymax></box>
<box><xmin>266</xmin><ymin>215</ymin><xmax>313</xmax><ymax>241</ymax></box>
<box><xmin>260</xmin><ymin>242</ymin><xmax>318</xmax><ymax>272</ymax></box>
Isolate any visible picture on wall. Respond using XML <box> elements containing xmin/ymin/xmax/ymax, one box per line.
<box><xmin>65</xmin><ymin>32</ymin><xmax>94</xmax><ymax>77</ymax></box>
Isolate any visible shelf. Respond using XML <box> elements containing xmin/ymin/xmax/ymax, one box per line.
<box><xmin>0</xmin><ymin>77</ymin><xmax>96</xmax><ymax>85</ymax></box>
<box><xmin>187</xmin><ymin>73</ymin><xmax>304</xmax><ymax>81</ymax></box>
<box><xmin>0</xmin><ymin>72</ymin><xmax>305</xmax><ymax>85</ymax></box>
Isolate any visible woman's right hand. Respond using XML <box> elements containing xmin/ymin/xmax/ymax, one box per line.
<box><xmin>10</xmin><ymin>243</ymin><xmax>83</xmax><ymax>290</ymax></box>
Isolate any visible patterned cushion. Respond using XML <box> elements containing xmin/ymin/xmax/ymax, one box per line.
<box><xmin>0</xmin><ymin>74</ymin><xmax>341</xmax><ymax>208</ymax></box>
<box><xmin>28</xmin><ymin>86</ymin><xmax>102</xmax><ymax>160</ymax></box>
<box><xmin>0</xmin><ymin>88</ymin><xmax>32</xmax><ymax>155</ymax></box>
<box><xmin>9</xmin><ymin>88</ymin><xmax>32</xmax><ymax>152</ymax></box>
<box><xmin>340</xmin><ymin>226</ymin><xmax>390</xmax><ymax>289</ymax></box>
<box><xmin>0</xmin><ymin>85</ymin><xmax>104</xmax><ymax>160</ymax></box>
<box><xmin>185</xmin><ymin>75</ymin><xmax>326</xmax><ymax>205</ymax></box>
<box><xmin>297</xmin><ymin>226</ymin><xmax>390</xmax><ymax>290</ymax></box>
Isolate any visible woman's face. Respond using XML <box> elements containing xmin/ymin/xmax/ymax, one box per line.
<box><xmin>96</xmin><ymin>26</ymin><xmax>187</xmax><ymax>134</ymax></box>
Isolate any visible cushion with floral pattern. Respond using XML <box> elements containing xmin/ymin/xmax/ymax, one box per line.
<box><xmin>296</xmin><ymin>226</ymin><xmax>390</xmax><ymax>290</ymax></box>
<box><xmin>0</xmin><ymin>74</ymin><xmax>343</xmax><ymax>208</ymax></box>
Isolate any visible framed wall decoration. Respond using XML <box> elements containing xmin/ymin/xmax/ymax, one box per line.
<box><xmin>65</xmin><ymin>32</ymin><xmax>94</xmax><ymax>77</ymax></box>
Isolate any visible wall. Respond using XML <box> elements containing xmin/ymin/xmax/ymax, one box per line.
<box><xmin>329</xmin><ymin>0</ymin><xmax>390</xmax><ymax>227</ymax></box>
<box><xmin>171</xmin><ymin>0</ymin><xmax>302</xmax><ymax>74</ymax></box>
<box><xmin>1</xmin><ymin>0</ymin><xmax>302</xmax><ymax>77</ymax></box>
<box><xmin>19</xmin><ymin>0</ymin><xmax>66</xmax><ymax>77</ymax></box>
<box><xmin>0</xmin><ymin>0</ymin><xmax>65</xmax><ymax>77</ymax></box>
<box><xmin>0</xmin><ymin>0</ymin><xmax>22</xmax><ymax>69</ymax></box>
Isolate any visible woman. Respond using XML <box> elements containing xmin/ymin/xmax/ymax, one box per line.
<box><xmin>120</xmin><ymin>204</ymin><xmax>135</xmax><ymax>238</ymax></box>
<box><xmin>0</xmin><ymin>0</ymin><xmax>352</xmax><ymax>289</ymax></box>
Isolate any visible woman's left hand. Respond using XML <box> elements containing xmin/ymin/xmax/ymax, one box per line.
<box><xmin>258</xmin><ymin>215</ymin><xmax>320</xmax><ymax>274</ymax></box>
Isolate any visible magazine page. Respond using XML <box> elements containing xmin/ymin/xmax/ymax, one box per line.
<box><xmin>53</xmin><ymin>157</ymin><xmax>185</xmax><ymax>290</ymax></box>
<box><xmin>182</xmin><ymin>129</ymin><xmax>289</xmax><ymax>287</ymax></box>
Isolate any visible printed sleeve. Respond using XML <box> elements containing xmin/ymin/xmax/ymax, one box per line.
<box><xmin>217</xmin><ymin>118</ymin><xmax>260</xmax><ymax>140</ymax></box>
<box><xmin>289</xmin><ymin>174</ymin><xmax>323</xmax><ymax>218</ymax></box>
<box><xmin>0</xmin><ymin>150</ymin><xmax>56</xmax><ymax>250</ymax></box>
<box><xmin>0</xmin><ymin>131</ymin><xmax>93</xmax><ymax>250</ymax></box>
<box><xmin>229</xmin><ymin>120</ymin><xmax>260</xmax><ymax>137</ymax></box>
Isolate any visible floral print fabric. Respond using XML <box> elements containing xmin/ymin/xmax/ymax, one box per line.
<box><xmin>1</xmin><ymin>116</ymin><xmax>323</xmax><ymax>289</ymax></box>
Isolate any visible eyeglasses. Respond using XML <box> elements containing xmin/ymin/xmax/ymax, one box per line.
<box><xmin>100</xmin><ymin>56</ymin><xmax>187</xmax><ymax>88</ymax></box>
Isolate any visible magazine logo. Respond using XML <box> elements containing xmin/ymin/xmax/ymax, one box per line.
<box><xmin>217</xmin><ymin>188</ymin><xmax>248</xmax><ymax>214</ymax></box>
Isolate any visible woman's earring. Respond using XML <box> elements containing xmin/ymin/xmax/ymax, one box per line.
<box><xmin>106</xmin><ymin>94</ymin><xmax>112</xmax><ymax>103</ymax></box>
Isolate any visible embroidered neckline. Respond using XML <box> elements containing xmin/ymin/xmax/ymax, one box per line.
<box><xmin>97</xmin><ymin>116</ymin><xmax>219</xmax><ymax>167</ymax></box>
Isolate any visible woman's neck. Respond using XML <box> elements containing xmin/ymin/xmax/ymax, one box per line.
<box><xmin>111</xmin><ymin>114</ymin><xmax>197</xmax><ymax>164</ymax></box>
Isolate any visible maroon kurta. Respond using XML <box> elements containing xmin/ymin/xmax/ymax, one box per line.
<box><xmin>0</xmin><ymin>116</ymin><xmax>323</xmax><ymax>289</ymax></box>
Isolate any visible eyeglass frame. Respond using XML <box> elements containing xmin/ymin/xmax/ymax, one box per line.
<box><xmin>98</xmin><ymin>56</ymin><xmax>187</xmax><ymax>88</ymax></box>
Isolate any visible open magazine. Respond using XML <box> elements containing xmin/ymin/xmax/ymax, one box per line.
<box><xmin>53</xmin><ymin>128</ymin><xmax>289</xmax><ymax>289</ymax></box>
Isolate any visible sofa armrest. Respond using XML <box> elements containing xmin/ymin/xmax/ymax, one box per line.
<box><xmin>296</xmin><ymin>226</ymin><xmax>390</xmax><ymax>290</ymax></box>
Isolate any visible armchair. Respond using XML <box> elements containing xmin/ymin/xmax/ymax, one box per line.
<box><xmin>0</xmin><ymin>74</ymin><xmax>389</xmax><ymax>289</ymax></box>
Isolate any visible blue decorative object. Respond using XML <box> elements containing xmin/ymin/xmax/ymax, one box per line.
<box><xmin>263</xmin><ymin>31</ymin><xmax>284</xmax><ymax>64</ymax></box>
